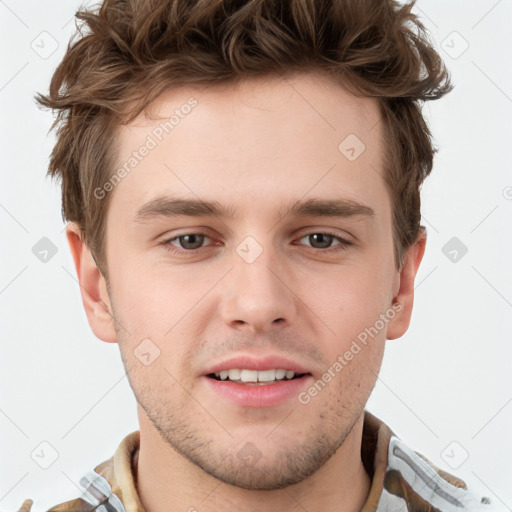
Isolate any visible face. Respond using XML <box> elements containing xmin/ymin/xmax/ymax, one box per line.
<box><xmin>94</xmin><ymin>72</ymin><xmax>404</xmax><ymax>489</ymax></box>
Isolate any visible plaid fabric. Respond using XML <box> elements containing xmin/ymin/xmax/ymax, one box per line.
<box><xmin>17</xmin><ymin>411</ymin><xmax>500</xmax><ymax>512</ymax></box>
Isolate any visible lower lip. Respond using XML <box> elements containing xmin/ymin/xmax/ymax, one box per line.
<box><xmin>203</xmin><ymin>375</ymin><xmax>313</xmax><ymax>408</ymax></box>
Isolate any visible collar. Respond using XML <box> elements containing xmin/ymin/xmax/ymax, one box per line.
<box><xmin>43</xmin><ymin>410</ymin><xmax>495</xmax><ymax>512</ymax></box>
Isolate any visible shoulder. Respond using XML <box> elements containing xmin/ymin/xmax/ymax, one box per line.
<box><xmin>15</xmin><ymin>470</ymin><xmax>126</xmax><ymax>512</ymax></box>
<box><xmin>15</xmin><ymin>431</ymin><xmax>139</xmax><ymax>512</ymax></box>
<box><xmin>381</xmin><ymin>435</ymin><xmax>501</xmax><ymax>511</ymax></box>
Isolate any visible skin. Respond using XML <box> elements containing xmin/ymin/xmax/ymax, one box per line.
<box><xmin>67</xmin><ymin>71</ymin><xmax>426</xmax><ymax>512</ymax></box>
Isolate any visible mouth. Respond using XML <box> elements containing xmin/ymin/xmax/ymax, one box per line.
<box><xmin>207</xmin><ymin>369</ymin><xmax>310</xmax><ymax>385</ymax></box>
<box><xmin>201</xmin><ymin>354</ymin><xmax>314</xmax><ymax>407</ymax></box>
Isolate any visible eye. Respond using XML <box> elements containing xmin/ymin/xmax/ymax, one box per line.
<box><xmin>164</xmin><ymin>233</ymin><xmax>214</xmax><ymax>253</ymax></box>
<box><xmin>161</xmin><ymin>230</ymin><xmax>352</xmax><ymax>256</ymax></box>
<box><xmin>295</xmin><ymin>231</ymin><xmax>352</xmax><ymax>252</ymax></box>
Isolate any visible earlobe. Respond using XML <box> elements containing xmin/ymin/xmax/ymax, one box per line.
<box><xmin>66</xmin><ymin>222</ymin><xmax>117</xmax><ymax>344</ymax></box>
<box><xmin>386</xmin><ymin>227</ymin><xmax>427</xmax><ymax>341</ymax></box>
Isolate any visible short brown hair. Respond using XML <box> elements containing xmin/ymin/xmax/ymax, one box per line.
<box><xmin>35</xmin><ymin>0</ymin><xmax>452</xmax><ymax>275</ymax></box>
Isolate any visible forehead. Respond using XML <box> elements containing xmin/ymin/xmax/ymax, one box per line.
<box><xmin>110</xmin><ymin>71</ymin><xmax>388</xmax><ymax>223</ymax></box>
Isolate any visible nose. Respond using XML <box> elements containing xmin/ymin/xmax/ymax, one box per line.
<box><xmin>219</xmin><ymin>242</ymin><xmax>299</xmax><ymax>333</ymax></box>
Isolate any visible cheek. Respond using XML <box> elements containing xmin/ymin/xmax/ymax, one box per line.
<box><xmin>315</xmin><ymin>262</ymin><xmax>391</xmax><ymax>324</ymax></box>
<box><xmin>311</xmin><ymin>263</ymin><xmax>391</xmax><ymax>376</ymax></box>
<box><xmin>318</xmin><ymin>322</ymin><xmax>385</xmax><ymax>412</ymax></box>
<box><xmin>108</xmin><ymin>263</ymin><xmax>180</xmax><ymax>335</ymax></box>
<box><xmin>109</xmin><ymin>271</ymin><xmax>200</xmax><ymax>376</ymax></box>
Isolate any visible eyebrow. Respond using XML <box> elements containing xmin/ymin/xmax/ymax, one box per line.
<box><xmin>133</xmin><ymin>196</ymin><xmax>375</xmax><ymax>223</ymax></box>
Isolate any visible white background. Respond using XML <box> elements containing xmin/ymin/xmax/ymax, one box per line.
<box><xmin>1</xmin><ymin>1</ymin><xmax>511</xmax><ymax>510</ymax></box>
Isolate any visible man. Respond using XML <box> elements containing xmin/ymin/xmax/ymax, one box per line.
<box><xmin>19</xmin><ymin>0</ymin><xmax>498</xmax><ymax>510</ymax></box>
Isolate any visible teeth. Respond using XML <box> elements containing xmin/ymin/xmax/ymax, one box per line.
<box><xmin>258</xmin><ymin>369</ymin><xmax>276</xmax><ymax>382</ymax></box>
<box><xmin>240</xmin><ymin>369</ymin><xmax>258</xmax><ymax>382</ymax></box>
<box><xmin>275</xmin><ymin>369</ymin><xmax>286</xmax><ymax>379</ymax></box>
<box><xmin>213</xmin><ymin>369</ymin><xmax>297</xmax><ymax>382</ymax></box>
<box><xmin>228</xmin><ymin>369</ymin><xmax>241</xmax><ymax>380</ymax></box>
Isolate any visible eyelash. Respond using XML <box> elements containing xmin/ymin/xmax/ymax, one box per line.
<box><xmin>161</xmin><ymin>230</ymin><xmax>352</xmax><ymax>256</ymax></box>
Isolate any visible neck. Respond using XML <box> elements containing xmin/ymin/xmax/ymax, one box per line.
<box><xmin>135</xmin><ymin>412</ymin><xmax>371</xmax><ymax>512</ymax></box>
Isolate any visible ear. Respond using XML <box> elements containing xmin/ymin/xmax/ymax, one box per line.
<box><xmin>66</xmin><ymin>222</ymin><xmax>117</xmax><ymax>343</ymax></box>
<box><xmin>386</xmin><ymin>227</ymin><xmax>427</xmax><ymax>340</ymax></box>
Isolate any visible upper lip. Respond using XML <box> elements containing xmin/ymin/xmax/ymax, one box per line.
<box><xmin>202</xmin><ymin>354</ymin><xmax>311</xmax><ymax>376</ymax></box>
